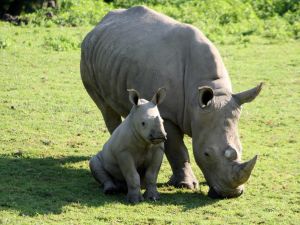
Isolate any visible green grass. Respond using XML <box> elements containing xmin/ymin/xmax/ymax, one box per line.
<box><xmin>0</xmin><ymin>23</ymin><xmax>299</xmax><ymax>224</ymax></box>
<box><xmin>15</xmin><ymin>0</ymin><xmax>300</xmax><ymax>42</ymax></box>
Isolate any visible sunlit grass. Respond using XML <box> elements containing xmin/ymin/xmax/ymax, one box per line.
<box><xmin>0</xmin><ymin>24</ymin><xmax>299</xmax><ymax>224</ymax></box>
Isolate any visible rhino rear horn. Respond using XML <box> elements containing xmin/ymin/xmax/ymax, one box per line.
<box><xmin>233</xmin><ymin>83</ymin><xmax>263</xmax><ymax>105</ymax></box>
<box><xmin>151</xmin><ymin>87</ymin><xmax>166</xmax><ymax>105</ymax></box>
<box><xmin>234</xmin><ymin>155</ymin><xmax>258</xmax><ymax>185</ymax></box>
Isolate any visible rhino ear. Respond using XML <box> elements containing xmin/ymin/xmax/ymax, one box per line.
<box><xmin>198</xmin><ymin>86</ymin><xmax>214</xmax><ymax>108</ymax></box>
<box><xmin>233</xmin><ymin>83</ymin><xmax>263</xmax><ymax>105</ymax></box>
<box><xmin>127</xmin><ymin>89</ymin><xmax>140</xmax><ymax>106</ymax></box>
<box><xmin>151</xmin><ymin>87</ymin><xmax>166</xmax><ymax>105</ymax></box>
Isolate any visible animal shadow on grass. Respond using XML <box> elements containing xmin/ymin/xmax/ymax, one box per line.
<box><xmin>0</xmin><ymin>154</ymin><xmax>120</xmax><ymax>216</ymax></box>
<box><xmin>155</xmin><ymin>183</ymin><xmax>219</xmax><ymax>210</ymax></box>
<box><xmin>0</xmin><ymin>155</ymin><xmax>218</xmax><ymax>216</ymax></box>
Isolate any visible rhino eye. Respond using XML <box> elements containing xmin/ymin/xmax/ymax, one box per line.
<box><xmin>141</xmin><ymin>122</ymin><xmax>145</xmax><ymax>126</ymax></box>
<box><xmin>204</xmin><ymin>152</ymin><xmax>210</xmax><ymax>157</ymax></box>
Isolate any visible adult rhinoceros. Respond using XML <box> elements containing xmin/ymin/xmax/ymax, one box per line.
<box><xmin>80</xmin><ymin>6</ymin><xmax>262</xmax><ymax>198</ymax></box>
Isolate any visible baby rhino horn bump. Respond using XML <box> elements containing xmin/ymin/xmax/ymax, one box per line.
<box><xmin>234</xmin><ymin>155</ymin><xmax>258</xmax><ymax>185</ymax></box>
<box><xmin>151</xmin><ymin>87</ymin><xmax>167</xmax><ymax>105</ymax></box>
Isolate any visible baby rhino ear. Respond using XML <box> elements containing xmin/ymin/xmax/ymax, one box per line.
<box><xmin>151</xmin><ymin>87</ymin><xmax>167</xmax><ymax>105</ymax></box>
<box><xmin>127</xmin><ymin>89</ymin><xmax>140</xmax><ymax>106</ymax></box>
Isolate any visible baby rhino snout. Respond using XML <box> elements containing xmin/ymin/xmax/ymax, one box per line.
<box><xmin>148</xmin><ymin>116</ymin><xmax>167</xmax><ymax>144</ymax></box>
<box><xmin>149</xmin><ymin>130</ymin><xmax>167</xmax><ymax>144</ymax></box>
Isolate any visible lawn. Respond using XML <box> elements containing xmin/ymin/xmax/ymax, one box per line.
<box><xmin>0</xmin><ymin>23</ymin><xmax>299</xmax><ymax>224</ymax></box>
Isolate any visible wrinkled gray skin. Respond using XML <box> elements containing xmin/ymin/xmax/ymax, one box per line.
<box><xmin>89</xmin><ymin>88</ymin><xmax>167</xmax><ymax>204</ymax></box>
<box><xmin>81</xmin><ymin>6</ymin><xmax>263</xmax><ymax>198</ymax></box>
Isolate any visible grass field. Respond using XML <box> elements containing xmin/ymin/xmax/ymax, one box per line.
<box><xmin>0</xmin><ymin>23</ymin><xmax>299</xmax><ymax>224</ymax></box>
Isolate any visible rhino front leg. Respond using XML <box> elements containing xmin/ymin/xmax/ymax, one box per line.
<box><xmin>164</xmin><ymin>120</ymin><xmax>199</xmax><ymax>190</ymax></box>
<box><xmin>143</xmin><ymin>144</ymin><xmax>164</xmax><ymax>201</ymax></box>
<box><xmin>117</xmin><ymin>152</ymin><xmax>143</xmax><ymax>204</ymax></box>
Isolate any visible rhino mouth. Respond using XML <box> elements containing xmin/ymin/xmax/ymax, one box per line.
<box><xmin>149</xmin><ymin>136</ymin><xmax>167</xmax><ymax>144</ymax></box>
<box><xmin>208</xmin><ymin>186</ymin><xmax>243</xmax><ymax>199</ymax></box>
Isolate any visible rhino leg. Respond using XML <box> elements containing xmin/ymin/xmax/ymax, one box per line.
<box><xmin>114</xmin><ymin>180</ymin><xmax>128</xmax><ymax>194</ymax></box>
<box><xmin>143</xmin><ymin>144</ymin><xmax>164</xmax><ymax>201</ymax></box>
<box><xmin>81</xmin><ymin>58</ymin><xmax>121</xmax><ymax>134</ymax></box>
<box><xmin>164</xmin><ymin>120</ymin><xmax>199</xmax><ymax>190</ymax></box>
<box><xmin>117</xmin><ymin>152</ymin><xmax>143</xmax><ymax>204</ymax></box>
<box><xmin>82</xmin><ymin>82</ymin><xmax>121</xmax><ymax>134</ymax></box>
<box><xmin>89</xmin><ymin>156</ymin><xmax>118</xmax><ymax>194</ymax></box>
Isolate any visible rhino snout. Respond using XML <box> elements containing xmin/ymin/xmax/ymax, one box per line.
<box><xmin>208</xmin><ymin>185</ymin><xmax>244</xmax><ymax>199</ymax></box>
<box><xmin>149</xmin><ymin>132</ymin><xmax>167</xmax><ymax>144</ymax></box>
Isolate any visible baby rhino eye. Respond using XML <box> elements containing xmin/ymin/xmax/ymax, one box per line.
<box><xmin>141</xmin><ymin>122</ymin><xmax>145</xmax><ymax>126</ymax></box>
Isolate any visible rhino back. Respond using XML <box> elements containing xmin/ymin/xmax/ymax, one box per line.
<box><xmin>81</xmin><ymin>6</ymin><xmax>231</xmax><ymax>132</ymax></box>
<box><xmin>81</xmin><ymin>6</ymin><xmax>190</xmax><ymax>124</ymax></box>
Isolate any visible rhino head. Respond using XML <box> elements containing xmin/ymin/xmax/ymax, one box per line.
<box><xmin>128</xmin><ymin>88</ymin><xmax>167</xmax><ymax>144</ymax></box>
<box><xmin>191</xmin><ymin>83</ymin><xmax>263</xmax><ymax>198</ymax></box>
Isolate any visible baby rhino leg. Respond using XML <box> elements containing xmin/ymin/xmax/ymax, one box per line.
<box><xmin>89</xmin><ymin>156</ymin><xmax>118</xmax><ymax>194</ymax></box>
<box><xmin>143</xmin><ymin>144</ymin><xmax>164</xmax><ymax>201</ymax></box>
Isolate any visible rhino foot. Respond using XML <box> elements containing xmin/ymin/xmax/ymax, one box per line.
<box><xmin>103</xmin><ymin>182</ymin><xmax>119</xmax><ymax>195</ymax></box>
<box><xmin>143</xmin><ymin>190</ymin><xmax>160</xmax><ymax>201</ymax></box>
<box><xmin>126</xmin><ymin>192</ymin><xmax>144</xmax><ymax>204</ymax></box>
<box><xmin>168</xmin><ymin>174</ymin><xmax>199</xmax><ymax>190</ymax></box>
<box><xmin>114</xmin><ymin>180</ymin><xmax>128</xmax><ymax>194</ymax></box>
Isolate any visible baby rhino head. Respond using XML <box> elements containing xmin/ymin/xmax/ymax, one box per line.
<box><xmin>128</xmin><ymin>88</ymin><xmax>167</xmax><ymax>144</ymax></box>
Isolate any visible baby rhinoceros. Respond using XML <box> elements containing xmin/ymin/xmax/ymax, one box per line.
<box><xmin>89</xmin><ymin>88</ymin><xmax>167</xmax><ymax>204</ymax></box>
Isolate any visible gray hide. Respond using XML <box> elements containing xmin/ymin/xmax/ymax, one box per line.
<box><xmin>81</xmin><ymin>6</ymin><xmax>263</xmax><ymax>198</ymax></box>
<box><xmin>89</xmin><ymin>88</ymin><xmax>167</xmax><ymax>204</ymax></box>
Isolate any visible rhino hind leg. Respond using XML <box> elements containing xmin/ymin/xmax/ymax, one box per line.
<box><xmin>82</xmin><ymin>80</ymin><xmax>121</xmax><ymax>134</ymax></box>
<box><xmin>81</xmin><ymin>57</ymin><xmax>122</xmax><ymax>134</ymax></box>
<box><xmin>114</xmin><ymin>180</ymin><xmax>128</xmax><ymax>194</ymax></box>
<box><xmin>164</xmin><ymin>120</ymin><xmax>199</xmax><ymax>190</ymax></box>
<box><xmin>89</xmin><ymin>156</ymin><xmax>118</xmax><ymax>194</ymax></box>
<box><xmin>92</xmin><ymin>91</ymin><xmax>121</xmax><ymax>134</ymax></box>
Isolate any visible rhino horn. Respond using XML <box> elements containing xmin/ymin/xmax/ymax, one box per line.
<box><xmin>234</xmin><ymin>155</ymin><xmax>258</xmax><ymax>185</ymax></box>
<box><xmin>233</xmin><ymin>83</ymin><xmax>263</xmax><ymax>105</ymax></box>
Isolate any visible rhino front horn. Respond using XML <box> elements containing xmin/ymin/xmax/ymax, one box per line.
<box><xmin>235</xmin><ymin>155</ymin><xmax>258</xmax><ymax>185</ymax></box>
